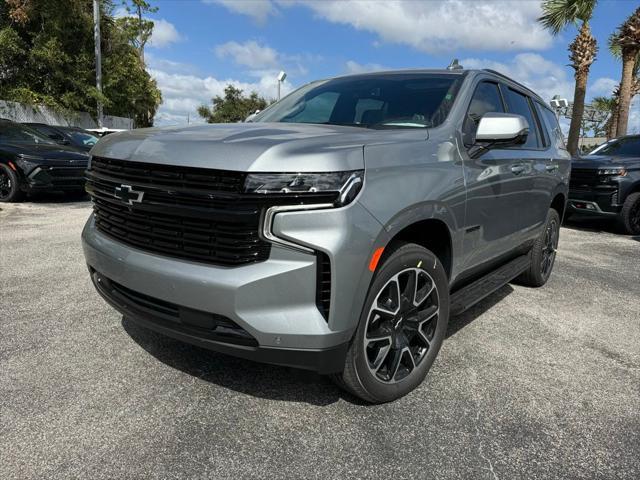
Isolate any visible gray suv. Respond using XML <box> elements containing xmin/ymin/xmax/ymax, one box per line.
<box><xmin>82</xmin><ymin>69</ymin><xmax>570</xmax><ymax>403</ymax></box>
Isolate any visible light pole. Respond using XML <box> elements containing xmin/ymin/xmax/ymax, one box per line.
<box><xmin>277</xmin><ymin>71</ymin><xmax>287</xmax><ymax>101</ymax></box>
<box><xmin>93</xmin><ymin>0</ymin><xmax>103</xmax><ymax>127</ymax></box>
<box><xmin>550</xmin><ymin>95</ymin><xmax>569</xmax><ymax>122</ymax></box>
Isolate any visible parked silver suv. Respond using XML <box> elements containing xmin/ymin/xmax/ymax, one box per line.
<box><xmin>82</xmin><ymin>69</ymin><xmax>570</xmax><ymax>403</ymax></box>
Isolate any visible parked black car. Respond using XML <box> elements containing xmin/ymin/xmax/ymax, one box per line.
<box><xmin>568</xmin><ymin>135</ymin><xmax>640</xmax><ymax>234</ymax></box>
<box><xmin>0</xmin><ymin>119</ymin><xmax>90</xmax><ymax>202</ymax></box>
<box><xmin>24</xmin><ymin>123</ymin><xmax>99</xmax><ymax>152</ymax></box>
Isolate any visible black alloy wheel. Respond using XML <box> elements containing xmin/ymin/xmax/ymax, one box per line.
<box><xmin>540</xmin><ymin>216</ymin><xmax>559</xmax><ymax>279</ymax></box>
<box><xmin>335</xmin><ymin>242</ymin><xmax>450</xmax><ymax>404</ymax></box>
<box><xmin>364</xmin><ymin>267</ymin><xmax>439</xmax><ymax>383</ymax></box>
<box><xmin>0</xmin><ymin>164</ymin><xmax>23</xmax><ymax>202</ymax></box>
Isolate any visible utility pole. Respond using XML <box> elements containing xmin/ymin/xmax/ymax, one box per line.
<box><xmin>277</xmin><ymin>71</ymin><xmax>287</xmax><ymax>101</ymax></box>
<box><xmin>93</xmin><ymin>0</ymin><xmax>103</xmax><ymax>127</ymax></box>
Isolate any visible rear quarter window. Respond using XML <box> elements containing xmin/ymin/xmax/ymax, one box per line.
<box><xmin>536</xmin><ymin>103</ymin><xmax>567</xmax><ymax>151</ymax></box>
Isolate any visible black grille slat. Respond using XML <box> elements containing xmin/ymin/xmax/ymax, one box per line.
<box><xmin>570</xmin><ymin>168</ymin><xmax>599</xmax><ymax>189</ymax></box>
<box><xmin>87</xmin><ymin>157</ymin><xmax>270</xmax><ymax>266</ymax></box>
<box><xmin>316</xmin><ymin>253</ymin><xmax>331</xmax><ymax>321</ymax></box>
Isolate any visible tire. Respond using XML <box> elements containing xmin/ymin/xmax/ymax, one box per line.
<box><xmin>0</xmin><ymin>164</ymin><xmax>24</xmax><ymax>202</ymax></box>
<box><xmin>517</xmin><ymin>209</ymin><xmax>560</xmax><ymax>287</ymax></box>
<box><xmin>334</xmin><ymin>242</ymin><xmax>450</xmax><ymax>404</ymax></box>
<box><xmin>618</xmin><ymin>192</ymin><xmax>640</xmax><ymax>235</ymax></box>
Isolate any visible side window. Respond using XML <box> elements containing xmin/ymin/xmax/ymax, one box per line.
<box><xmin>463</xmin><ymin>81</ymin><xmax>504</xmax><ymax>146</ymax></box>
<box><xmin>284</xmin><ymin>91</ymin><xmax>339</xmax><ymax>124</ymax></box>
<box><xmin>537</xmin><ymin>103</ymin><xmax>567</xmax><ymax>151</ymax></box>
<box><xmin>503</xmin><ymin>88</ymin><xmax>540</xmax><ymax>149</ymax></box>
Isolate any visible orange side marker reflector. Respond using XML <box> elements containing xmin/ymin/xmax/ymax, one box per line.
<box><xmin>8</xmin><ymin>161</ymin><xmax>17</xmax><ymax>171</ymax></box>
<box><xmin>369</xmin><ymin>247</ymin><xmax>385</xmax><ymax>272</ymax></box>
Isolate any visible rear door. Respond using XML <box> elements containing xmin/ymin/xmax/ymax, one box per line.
<box><xmin>500</xmin><ymin>87</ymin><xmax>550</xmax><ymax>236</ymax></box>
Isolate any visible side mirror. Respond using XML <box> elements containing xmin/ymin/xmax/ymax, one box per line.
<box><xmin>475</xmin><ymin>112</ymin><xmax>529</xmax><ymax>144</ymax></box>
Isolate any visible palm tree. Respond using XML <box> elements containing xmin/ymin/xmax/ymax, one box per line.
<box><xmin>609</xmin><ymin>7</ymin><xmax>640</xmax><ymax>137</ymax></box>
<box><xmin>539</xmin><ymin>0</ymin><xmax>598</xmax><ymax>156</ymax></box>
<box><xmin>591</xmin><ymin>96</ymin><xmax>618</xmax><ymax>138</ymax></box>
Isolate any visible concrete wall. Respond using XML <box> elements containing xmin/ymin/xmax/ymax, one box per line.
<box><xmin>0</xmin><ymin>100</ymin><xmax>132</xmax><ymax>129</ymax></box>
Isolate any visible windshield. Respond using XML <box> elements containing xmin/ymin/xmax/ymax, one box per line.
<box><xmin>65</xmin><ymin>129</ymin><xmax>99</xmax><ymax>147</ymax></box>
<box><xmin>0</xmin><ymin>121</ymin><xmax>56</xmax><ymax>145</ymax></box>
<box><xmin>589</xmin><ymin>136</ymin><xmax>640</xmax><ymax>157</ymax></box>
<box><xmin>253</xmin><ymin>73</ymin><xmax>464</xmax><ymax>129</ymax></box>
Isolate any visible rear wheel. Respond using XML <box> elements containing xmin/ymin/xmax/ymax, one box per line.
<box><xmin>334</xmin><ymin>242</ymin><xmax>449</xmax><ymax>403</ymax></box>
<box><xmin>517</xmin><ymin>209</ymin><xmax>560</xmax><ymax>287</ymax></box>
<box><xmin>0</xmin><ymin>164</ymin><xmax>24</xmax><ymax>202</ymax></box>
<box><xmin>618</xmin><ymin>192</ymin><xmax>640</xmax><ymax>235</ymax></box>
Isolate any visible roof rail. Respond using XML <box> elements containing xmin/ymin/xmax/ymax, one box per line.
<box><xmin>482</xmin><ymin>69</ymin><xmax>541</xmax><ymax>100</ymax></box>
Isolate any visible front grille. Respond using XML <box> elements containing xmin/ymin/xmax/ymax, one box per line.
<box><xmin>316</xmin><ymin>252</ymin><xmax>331</xmax><ymax>321</ymax></box>
<box><xmin>569</xmin><ymin>168</ymin><xmax>599</xmax><ymax>189</ymax></box>
<box><xmin>93</xmin><ymin>270</ymin><xmax>257</xmax><ymax>346</ymax></box>
<box><xmin>86</xmin><ymin>157</ymin><xmax>270</xmax><ymax>266</ymax></box>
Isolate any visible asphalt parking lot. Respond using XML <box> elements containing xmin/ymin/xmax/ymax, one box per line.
<box><xmin>1</xmin><ymin>197</ymin><xmax>639</xmax><ymax>480</ymax></box>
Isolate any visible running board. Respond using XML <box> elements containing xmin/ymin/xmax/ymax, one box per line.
<box><xmin>450</xmin><ymin>255</ymin><xmax>530</xmax><ymax>316</ymax></box>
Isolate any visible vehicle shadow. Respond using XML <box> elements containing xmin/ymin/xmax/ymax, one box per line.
<box><xmin>562</xmin><ymin>215</ymin><xmax>622</xmax><ymax>235</ymax></box>
<box><xmin>121</xmin><ymin>317</ymin><xmax>358</xmax><ymax>406</ymax></box>
<box><xmin>26</xmin><ymin>191</ymin><xmax>90</xmax><ymax>204</ymax></box>
<box><xmin>122</xmin><ymin>285</ymin><xmax>516</xmax><ymax>405</ymax></box>
<box><xmin>446</xmin><ymin>284</ymin><xmax>514</xmax><ymax>338</ymax></box>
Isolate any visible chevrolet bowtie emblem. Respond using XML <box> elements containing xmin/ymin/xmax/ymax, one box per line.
<box><xmin>114</xmin><ymin>184</ymin><xmax>144</xmax><ymax>205</ymax></box>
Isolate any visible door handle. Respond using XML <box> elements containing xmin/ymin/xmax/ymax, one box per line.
<box><xmin>510</xmin><ymin>165</ymin><xmax>526</xmax><ymax>175</ymax></box>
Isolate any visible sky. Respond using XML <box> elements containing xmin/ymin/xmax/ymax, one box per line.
<box><xmin>133</xmin><ymin>0</ymin><xmax>640</xmax><ymax>132</ymax></box>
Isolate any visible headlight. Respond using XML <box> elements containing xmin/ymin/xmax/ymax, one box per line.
<box><xmin>598</xmin><ymin>168</ymin><xmax>626</xmax><ymax>176</ymax></box>
<box><xmin>244</xmin><ymin>170</ymin><xmax>364</xmax><ymax>206</ymax></box>
<box><xmin>15</xmin><ymin>155</ymin><xmax>43</xmax><ymax>172</ymax></box>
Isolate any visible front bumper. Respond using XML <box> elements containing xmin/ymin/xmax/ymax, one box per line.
<box><xmin>568</xmin><ymin>186</ymin><xmax>621</xmax><ymax>216</ymax></box>
<box><xmin>25</xmin><ymin>165</ymin><xmax>87</xmax><ymax>191</ymax></box>
<box><xmin>82</xmin><ymin>201</ymin><xmax>384</xmax><ymax>373</ymax></box>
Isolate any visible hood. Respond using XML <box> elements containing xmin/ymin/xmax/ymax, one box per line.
<box><xmin>0</xmin><ymin>142</ymin><xmax>90</xmax><ymax>161</ymax></box>
<box><xmin>573</xmin><ymin>154</ymin><xmax>640</xmax><ymax>169</ymax></box>
<box><xmin>89</xmin><ymin>123</ymin><xmax>397</xmax><ymax>172</ymax></box>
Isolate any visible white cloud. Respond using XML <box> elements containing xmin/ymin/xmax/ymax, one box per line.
<box><xmin>148</xmin><ymin>67</ymin><xmax>293</xmax><ymax>126</ymax></box>
<box><xmin>215</xmin><ymin>40</ymin><xmax>279</xmax><ymax>69</ymax></box>
<box><xmin>590</xmin><ymin>77</ymin><xmax>618</xmax><ymax>97</ymax></box>
<box><xmin>344</xmin><ymin>60</ymin><xmax>387</xmax><ymax>74</ymax></box>
<box><xmin>148</xmin><ymin>18</ymin><xmax>182</xmax><ymax>48</ymax></box>
<box><xmin>212</xmin><ymin>0</ymin><xmax>552</xmax><ymax>53</ymax></box>
<box><xmin>204</xmin><ymin>0</ymin><xmax>277</xmax><ymax>24</ymax></box>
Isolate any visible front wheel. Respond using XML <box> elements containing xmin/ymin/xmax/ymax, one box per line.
<box><xmin>516</xmin><ymin>209</ymin><xmax>560</xmax><ymax>287</ymax></box>
<box><xmin>618</xmin><ymin>192</ymin><xmax>640</xmax><ymax>235</ymax></box>
<box><xmin>334</xmin><ymin>242</ymin><xmax>450</xmax><ymax>404</ymax></box>
<box><xmin>0</xmin><ymin>164</ymin><xmax>24</xmax><ymax>202</ymax></box>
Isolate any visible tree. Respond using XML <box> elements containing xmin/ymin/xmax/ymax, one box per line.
<box><xmin>590</xmin><ymin>96</ymin><xmax>617</xmax><ymax>138</ymax></box>
<box><xmin>119</xmin><ymin>0</ymin><xmax>157</xmax><ymax>63</ymax></box>
<box><xmin>198</xmin><ymin>85</ymin><xmax>269</xmax><ymax>123</ymax></box>
<box><xmin>0</xmin><ymin>0</ymin><xmax>162</xmax><ymax>127</ymax></box>
<box><xmin>609</xmin><ymin>7</ymin><xmax>640</xmax><ymax>137</ymax></box>
<box><xmin>538</xmin><ymin>0</ymin><xmax>598</xmax><ymax>156</ymax></box>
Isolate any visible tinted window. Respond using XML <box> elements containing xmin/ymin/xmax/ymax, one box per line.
<box><xmin>463</xmin><ymin>81</ymin><xmax>504</xmax><ymax>145</ymax></box>
<box><xmin>0</xmin><ymin>122</ymin><xmax>56</xmax><ymax>145</ymax></box>
<box><xmin>589</xmin><ymin>136</ymin><xmax>640</xmax><ymax>157</ymax></box>
<box><xmin>65</xmin><ymin>129</ymin><xmax>99</xmax><ymax>147</ymax></box>
<box><xmin>31</xmin><ymin>124</ymin><xmax>65</xmax><ymax>141</ymax></box>
<box><xmin>503</xmin><ymin>88</ymin><xmax>540</xmax><ymax>148</ymax></box>
<box><xmin>255</xmin><ymin>74</ymin><xmax>463</xmax><ymax>128</ymax></box>
<box><xmin>536</xmin><ymin>103</ymin><xmax>566</xmax><ymax>150</ymax></box>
